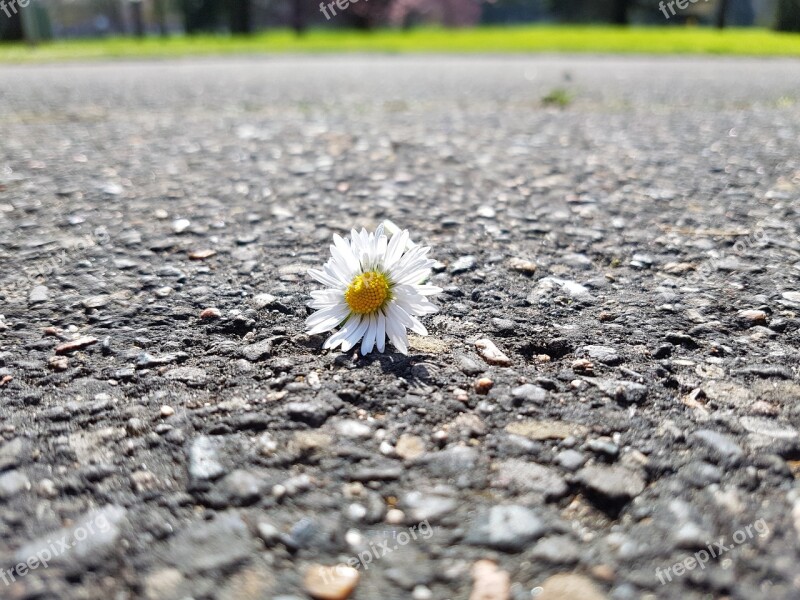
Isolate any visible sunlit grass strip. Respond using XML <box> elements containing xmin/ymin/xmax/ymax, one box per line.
<box><xmin>1</xmin><ymin>26</ymin><xmax>800</xmax><ymax>63</ymax></box>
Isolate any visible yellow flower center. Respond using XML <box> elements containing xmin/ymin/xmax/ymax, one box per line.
<box><xmin>345</xmin><ymin>270</ymin><xmax>390</xmax><ymax>315</ymax></box>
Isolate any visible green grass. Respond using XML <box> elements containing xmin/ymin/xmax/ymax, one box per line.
<box><xmin>2</xmin><ymin>26</ymin><xmax>800</xmax><ymax>63</ymax></box>
<box><xmin>541</xmin><ymin>87</ymin><xmax>573</xmax><ymax>107</ymax></box>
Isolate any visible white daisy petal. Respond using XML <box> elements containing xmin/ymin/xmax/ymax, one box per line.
<box><xmin>308</xmin><ymin>316</ymin><xmax>345</xmax><ymax>336</ymax></box>
<box><xmin>376</xmin><ymin>310</ymin><xmax>386</xmax><ymax>353</ymax></box>
<box><xmin>308</xmin><ymin>268</ymin><xmax>342</xmax><ymax>288</ymax></box>
<box><xmin>324</xmin><ymin>320</ymin><xmax>356</xmax><ymax>350</ymax></box>
<box><xmin>407</xmin><ymin>314</ymin><xmax>428</xmax><ymax>336</ymax></box>
<box><xmin>376</xmin><ymin>233</ymin><xmax>388</xmax><ymax>259</ymax></box>
<box><xmin>394</xmin><ymin>296</ymin><xmax>437</xmax><ymax>318</ymax></box>
<box><xmin>330</xmin><ymin>244</ymin><xmax>358</xmax><ymax>280</ymax></box>
<box><xmin>413</xmin><ymin>284</ymin><xmax>443</xmax><ymax>296</ymax></box>
<box><xmin>385</xmin><ymin>311</ymin><xmax>408</xmax><ymax>354</ymax></box>
<box><xmin>308</xmin><ymin>289</ymin><xmax>344</xmax><ymax>308</ymax></box>
<box><xmin>333</xmin><ymin>234</ymin><xmax>360</xmax><ymax>274</ymax></box>
<box><xmin>349</xmin><ymin>228</ymin><xmax>363</xmax><ymax>256</ymax></box>
<box><xmin>342</xmin><ymin>316</ymin><xmax>370</xmax><ymax>352</ymax></box>
<box><xmin>306</xmin><ymin>304</ymin><xmax>349</xmax><ymax>334</ymax></box>
<box><xmin>322</xmin><ymin>260</ymin><xmax>350</xmax><ymax>286</ymax></box>
<box><xmin>360</xmin><ymin>313</ymin><xmax>377</xmax><ymax>355</ymax></box>
<box><xmin>394</xmin><ymin>268</ymin><xmax>434</xmax><ymax>286</ymax></box>
<box><xmin>384</xmin><ymin>230</ymin><xmax>409</xmax><ymax>268</ymax></box>
<box><xmin>386</xmin><ymin>302</ymin><xmax>414</xmax><ymax>330</ymax></box>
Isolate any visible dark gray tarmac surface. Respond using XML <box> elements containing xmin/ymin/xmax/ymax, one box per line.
<box><xmin>1</xmin><ymin>55</ymin><xmax>800</xmax><ymax>599</ymax></box>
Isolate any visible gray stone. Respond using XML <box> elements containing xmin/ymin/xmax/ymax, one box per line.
<box><xmin>348</xmin><ymin>464</ymin><xmax>403</xmax><ymax>482</ymax></box>
<box><xmin>285</xmin><ymin>401</ymin><xmax>335</xmax><ymax>427</ymax></box>
<box><xmin>136</xmin><ymin>352</ymin><xmax>188</xmax><ymax>368</ymax></box>
<box><xmin>492</xmin><ymin>317</ymin><xmax>516</xmax><ymax>333</ymax></box>
<box><xmin>256</xmin><ymin>520</ymin><xmax>281</xmax><ymax>546</ymax></box>
<box><xmin>736</xmin><ymin>365</ymin><xmax>793</xmax><ymax>380</ymax></box>
<box><xmin>582</xmin><ymin>345</ymin><xmax>621</xmax><ymax>365</ymax></box>
<box><xmin>252</xmin><ymin>293</ymin><xmax>278</xmax><ymax>309</ymax></box>
<box><xmin>531</xmin><ymin>535</ymin><xmax>581</xmax><ymax>564</ymax></box>
<box><xmin>590</xmin><ymin>379</ymin><xmax>648</xmax><ymax>404</ymax></box>
<box><xmin>0</xmin><ymin>470</ymin><xmax>30</xmax><ymax>498</ymax></box>
<box><xmin>451</xmin><ymin>255</ymin><xmax>476</xmax><ymax>274</ymax></box>
<box><xmin>587</xmin><ymin>438</ymin><xmax>619</xmax><ymax>458</ymax></box>
<box><xmin>491</xmin><ymin>459</ymin><xmax>568</xmax><ymax>499</ymax></box>
<box><xmin>739</xmin><ymin>416</ymin><xmax>798</xmax><ymax>440</ymax></box>
<box><xmin>690</xmin><ymin>429</ymin><xmax>744</xmax><ymax>462</ymax></box>
<box><xmin>465</xmin><ymin>505</ymin><xmax>547</xmax><ymax>552</ymax></box>
<box><xmin>29</xmin><ymin>285</ymin><xmax>49</xmax><ymax>304</ymax></box>
<box><xmin>241</xmin><ymin>339</ymin><xmax>273</xmax><ymax>362</ymax></box>
<box><xmin>556</xmin><ymin>449</ymin><xmax>586</xmax><ymax>472</ymax></box>
<box><xmin>530</xmin><ymin>277</ymin><xmax>595</xmax><ymax>303</ymax></box>
<box><xmin>422</xmin><ymin>446</ymin><xmax>479</xmax><ymax>478</ymax></box>
<box><xmin>576</xmin><ymin>465</ymin><xmax>646</xmax><ymax>503</ymax></box>
<box><xmin>678</xmin><ymin>461</ymin><xmax>722</xmax><ymax>487</ymax></box>
<box><xmin>82</xmin><ymin>294</ymin><xmax>111</xmax><ymax>309</ymax></box>
<box><xmin>401</xmin><ymin>491</ymin><xmax>457</xmax><ymax>523</ymax></box>
<box><xmin>188</xmin><ymin>436</ymin><xmax>225</xmax><ymax>482</ymax></box>
<box><xmin>164</xmin><ymin>366</ymin><xmax>207</xmax><ymax>386</ymax></box>
<box><xmin>162</xmin><ymin>512</ymin><xmax>256</xmax><ymax>573</ymax></box>
<box><xmin>333</xmin><ymin>419</ymin><xmax>372</xmax><ymax>439</ymax></box>
<box><xmin>457</xmin><ymin>355</ymin><xmax>484</xmax><ymax>376</ymax></box>
<box><xmin>0</xmin><ymin>438</ymin><xmax>27</xmax><ymax>471</ymax></box>
<box><xmin>212</xmin><ymin>469</ymin><xmax>263</xmax><ymax>506</ymax></box>
<box><xmin>511</xmin><ymin>384</ymin><xmax>547</xmax><ymax>404</ymax></box>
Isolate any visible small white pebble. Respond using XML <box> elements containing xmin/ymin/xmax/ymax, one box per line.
<box><xmin>173</xmin><ymin>218</ymin><xmax>191</xmax><ymax>233</ymax></box>
<box><xmin>272</xmin><ymin>484</ymin><xmax>287</xmax><ymax>498</ymax></box>
<box><xmin>386</xmin><ymin>508</ymin><xmax>405</xmax><ymax>524</ymax></box>
<box><xmin>412</xmin><ymin>585</ymin><xmax>433</xmax><ymax>600</ymax></box>
<box><xmin>343</xmin><ymin>482</ymin><xmax>364</xmax><ymax>498</ymax></box>
<box><xmin>346</xmin><ymin>503</ymin><xmax>367</xmax><ymax>522</ymax></box>
<box><xmin>160</xmin><ymin>405</ymin><xmax>175</xmax><ymax>417</ymax></box>
<box><xmin>36</xmin><ymin>478</ymin><xmax>57</xmax><ymax>498</ymax></box>
<box><xmin>257</xmin><ymin>433</ymin><xmax>278</xmax><ymax>456</ymax></box>
<box><xmin>306</xmin><ymin>371</ymin><xmax>321</xmax><ymax>389</ymax></box>
<box><xmin>379</xmin><ymin>441</ymin><xmax>395</xmax><ymax>456</ymax></box>
<box><xmin>432</xmin><ymin>430</ymin><xmax>448</xmax><ymax>442</ymax></box>
<box><xmin>345</xmin><ymin>528</ymin><xmax>364</xmax><ymax>547</ymax></box>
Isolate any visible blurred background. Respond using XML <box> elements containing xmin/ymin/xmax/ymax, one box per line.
<box><xmin>1</xmin><ymin>0</ymin><xmax>799</xmax><ymax>45</ymax></box>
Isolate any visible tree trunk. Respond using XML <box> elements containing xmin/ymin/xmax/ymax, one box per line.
<box><xmin>228</xmin><ymin>0</ymin><xmax>252</xmax><ymax>34</ymax></box>
<box><xmin>776</xmin><ymin>0</ymin><xmax>800</xmax><ymax>31</ymax></box>
<box><xmin>0</xmin><ymin>5</ymin><xmax>24</xmax><ymax>41</ymax></box>
<box><xmin>291</xmin><ymin>0</ymin><xmax>306</xmax><ymax>34</ymax></box>
<box><xmin>131</xmin><ymin>0</ymin><xmax>145</xmax><ymax>37</ymax></box>
<box><xmin>154</xmin><ymin>0</ymin><xmax>168</xmax><ymax>36</ymax></box>
<box><xmin>612</xmin><ymin>0</ymin><xmax>630</xmax><ymax>24</ymax></box>
<box><xmin>715</xmin><ymin>0</ymin><xmax>729</xmax><ymax>28</ymax></box>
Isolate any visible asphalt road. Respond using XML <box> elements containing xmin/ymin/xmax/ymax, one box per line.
<box><xmin>1</xmin><ymin>55</ymin><xmax>799</xmax><ymax>600</ymax></box>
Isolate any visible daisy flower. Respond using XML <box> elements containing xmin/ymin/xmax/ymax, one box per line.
<box><xmin>305</xmin><ymin>223</ymin><xmax>442</xmax><ymax>355</ymax></box>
